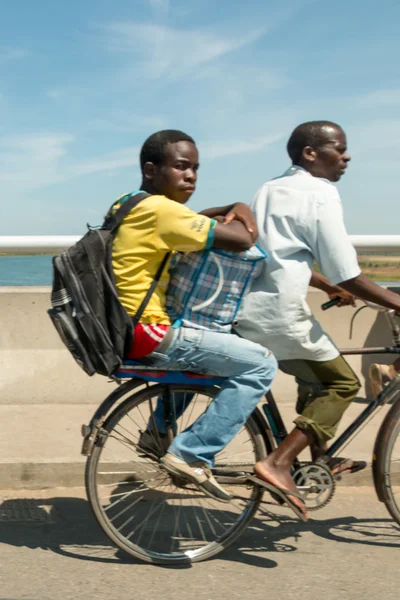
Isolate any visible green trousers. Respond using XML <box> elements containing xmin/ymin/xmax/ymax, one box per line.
<box><xmin>279</xmin><ymin>356</ymin><xmax>361</xmax><ymax>445</ymax></box>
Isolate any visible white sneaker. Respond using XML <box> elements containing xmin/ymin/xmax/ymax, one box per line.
<box><xmin>160</xmin><ymin>452</ymin><xmax>232</xmax><ymax>503</ymax></box>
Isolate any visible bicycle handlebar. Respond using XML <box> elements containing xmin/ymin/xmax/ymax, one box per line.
<box><xmin>322</xmin><ymin>297</ymin><xmax>399</xmax><ymax>313</ymax></box>
<box><xmin>321</xmin><ymin>297</ymin><xmax>400</xmax><ymax>344</ymax></box>
<box><xmin>321</xmin><ymin>298</ymin><xmax>341</xmax><ymax>311</ymax></box>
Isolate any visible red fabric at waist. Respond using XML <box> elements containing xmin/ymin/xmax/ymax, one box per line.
<box><xmin>127</xmin><ymin>323</ymin><xmax>169</xmax><ymax>359</ymax></box>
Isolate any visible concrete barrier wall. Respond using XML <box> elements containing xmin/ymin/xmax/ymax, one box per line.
<box><xmin>0</xmin><ymin>286</ymin><xmax>396</xmax><ymax>405</ymax></box>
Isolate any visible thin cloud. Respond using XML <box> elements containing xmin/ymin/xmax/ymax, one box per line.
<box><xmin>193</xmin><ymin>63</ymin><xmax>289</xmax><ymax>91</ymax></box>
<box><xmin>0</xmin><ymin>134</ymin><xmax>74</xmax><ymax>183</ymax></box>
<box><xmin>148</xmin><ymin>0</ymin><xmax>170</xmax><ymax>19</ymax></box>
<box><xmin>69</xmin><ymin>147</ymin><xmax>139</xmax><ymax>177</ymax></box>
<box><xmin>348</xmin><ymin>119</ymin><xmax>400</xmax><ymax>153</ymax></box>
<box><xmin>201</xmin><ymin>134</ymin><xmax>284</xmax><ymax>160</ymax></box>
<box><xmin>0</xmin><ymin>46</ymin><xmax>27</xmax><ymax>63</ymax></box>
<box><xmin>0</xmin><ymin>133</ymin><xmax>138</xmax><ymax>191</ymax></box>
<box><xmin>360</xmin><ymin>89</ymin><xmax>400</xmax><ymax>106</ymax></box>
<box><xmin>87</xmin><ymin>112</ymin><xmax>168</xmax><ymax>134</ymax></box>
<box><xmin>101</xmin><ymin>21</ymin><xmax>266</xmax><ymax>81</ymax></box>
<box><xmin>0</xmin><ymin>128</ymin><xmax>284</xmax><ymax>194</ymax></box>
<box><xmin>47</xmin><ymin>89</ymin><xmax>65</xmax><ymax>100</ymax></box>
<box><xmin>71</xmin><ymin>135</ymin><xmax>283</xmax><ymax>178</ymax></box>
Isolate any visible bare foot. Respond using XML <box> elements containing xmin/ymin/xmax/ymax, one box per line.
<box><xmin>254</xmin><ymin>455</ymin><xmax>308</xmax><ymax>519</ymax></box>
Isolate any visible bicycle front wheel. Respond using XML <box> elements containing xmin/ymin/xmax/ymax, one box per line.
<box><xmin>85</xmin><ymin>383</ymin><xmax>266</xmax><ymax>564</ymax></box>
<box><xmin>373</xmin><ymin>392</ymin><xmax>400</xmax><ymax>525</ymax></box>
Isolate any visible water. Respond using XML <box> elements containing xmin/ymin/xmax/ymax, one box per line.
<box><xmin>0</xmin><ymin>256</ymin><xmax>53</xmax><ymax>286</ymax></box>
<box><xmin>0</xmin><ymin>255</ymin><xmax>398</xmax><ymax>287</ymax></box>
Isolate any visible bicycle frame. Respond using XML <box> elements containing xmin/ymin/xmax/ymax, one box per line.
<box><xmin>83</xmin><ymin>309</ymin><xmax>400</xmax><ymax>465</ymax></box>
<box><xmin>261</xmin><ymin>344</ymin><xmax>400</xmax><ymax>464</ymax></box>
<box><xmin>327</xmin><ymin>348</ymin><xmax>400</xmax><ymax>459</ymax></box>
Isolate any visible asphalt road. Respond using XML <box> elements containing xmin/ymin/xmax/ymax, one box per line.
<box><xmin>0</xmin><ymin>486</ymin><xmax>399</xmax><ymax>600</ymax></box>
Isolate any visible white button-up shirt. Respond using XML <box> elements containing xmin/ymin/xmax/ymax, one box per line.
<box><xmin>235</xmin><ymin>166</ymin><xmax>361</xmax><ymax>361</ymax></box>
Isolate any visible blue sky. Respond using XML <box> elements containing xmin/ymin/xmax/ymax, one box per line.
<box><xmin>1</xmin><ymin>0</ymin><xmax>399</xmax><ymax>235</ymax></box>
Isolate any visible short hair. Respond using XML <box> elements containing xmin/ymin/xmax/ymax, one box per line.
<box><xmin>287</xmin><ymin>121</ymin><xmax>342</xmax><ymax>164</ymax></box>
<box><xmin>140</xmin><ymin>129</ymin><xmax>195</xmax><ymax>172</ymax></box>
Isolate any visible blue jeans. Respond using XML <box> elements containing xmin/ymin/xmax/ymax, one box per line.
<box><xmin>147</xmin><ymin>327</ymin><xmax>278</xmax><ymax>467</ymax></box>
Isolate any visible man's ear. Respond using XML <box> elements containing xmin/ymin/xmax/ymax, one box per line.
<box><xmin>302</xmin><ymin>146</ymin><xmax>317</xmax><ymax>163</ymax></box>
<box><xmin>143</xmin><ymin>161</ymin><xmax>157</xmax><ymax>181</ymax></box>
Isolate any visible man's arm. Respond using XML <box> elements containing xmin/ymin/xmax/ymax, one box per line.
<box><xmin>310</xmin><ymin>271</ymin><xmax>356</xmax><ymax>307</ymax></box>
<box><xmin>156</xmin><ymin>197</ymin><xmax>253</xmax><ymax>254</ymax></box>
<box><xmin>212</xmin><ymin>221</ymin><xmax>253</xmax><ymax>252</ymax></box>
<box><xmin>200</xmin><ymin>205</ymin><xmax>235</xmax><ymax>219</ymax></box>
<box><xmin>306</xmin><ymin>190</ymin><xmax>400</xmax><ymax>313</ymax></box>
<box><xmin>200</xmin><ymin>203</ymin><xmax>258</xmax><ymax>242</ymax></box>
<box><xmin>339</xmin><ymin>273</ymin><xmax>400</xmax><ymax>312</ymax></box>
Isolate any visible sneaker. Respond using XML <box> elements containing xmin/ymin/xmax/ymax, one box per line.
<box><xmin>137</xmin><ymin>430</ymin><xmax>170</xmax><ymax>459</ymax></box>
<box><xmin>369</xmin><ymin>364</ymin><xmax>396</xmax><ymax>397</ymax></box>
<box><xmin>160</xmin><ymin>452</ymin><xmax>232</xmax><ymax>503</ymax></box>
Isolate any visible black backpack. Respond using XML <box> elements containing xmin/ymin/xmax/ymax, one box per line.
<box><xmin>48</xmin><ymin>192</ymin><xmax>170</xmax><ymax>377</ymax></box>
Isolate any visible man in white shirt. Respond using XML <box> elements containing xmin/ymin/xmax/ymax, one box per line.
<box><xmin>235</xmin><ymin>121</ymin><xmax>400</xmax><ymax>519</ymax></box>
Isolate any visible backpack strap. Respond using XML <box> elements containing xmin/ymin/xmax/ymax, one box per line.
<box><xmin>133</xmin><ymin>251</ymin><xmax>171</xmax><ymax>325</ymax></box>
<box><xmin>104</xmin><ymin>190</ymin><xmax>171</xmax><ymax>325</ymax></box>
<box><xmin>103</xmin><ymin>192</ymin><xmax>151</xmax><ymax>231</ymax></box>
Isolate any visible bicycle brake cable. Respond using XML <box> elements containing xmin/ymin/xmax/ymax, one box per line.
<box><xmin>349</xmin><ymin>305</ymin><xmax>368</xmax><ymax>339</ymax></box>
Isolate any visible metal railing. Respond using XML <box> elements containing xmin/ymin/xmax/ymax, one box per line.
<box><xmin>1</xmin><ymin>235</ymin><xmax>400</xmax><ymax>254</ymax></box>
<box><xmin>0</xmin><ymin>236</ymin><xmax>80</xmax><ymax>254</ymax></box>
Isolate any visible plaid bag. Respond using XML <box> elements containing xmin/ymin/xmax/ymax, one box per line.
<box><xmin>166</xmin><ymin>245</ymin><xmax>267</xmax><ymax>333</ymax></box>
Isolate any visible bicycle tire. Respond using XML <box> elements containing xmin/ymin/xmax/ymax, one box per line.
<box><xmin>85</xmin><ymin>383</ymin><xmax>267</xmax><ymax>564</ymax></box>
<box><xmin>373</xmin><ymin>393</ymin><xmax>400</xmax><ymax>525</ymax></box>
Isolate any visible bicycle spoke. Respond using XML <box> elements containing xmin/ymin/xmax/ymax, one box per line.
<box><xmin>172</xmin><ymin>392</ymin><xmax>178</xmax><ymax>431</ymax></box>
<box><xmin>103</xmin><ymin>484</ymin><xmax>151</xmax><ymax>507</ymax></box>
<box><xmin>99</xmin><ymin>471</ymin><xmax>169</xmax><ymax>501</ymax></box>
<box><xmin>127</xmin><ymin>495</ymin><xmax>166</xmax><ymax>543</ymax></box>
<box><xmin>183</xmin><ymin>392</ymin><xmax>200</xmax><ymax>432</ymax></box>
<box><xmin>110</xmin><ymin>492</ymin><xmax>147</xmax><ymax>524</ymax></box>
<box><xmin>216</xmin><ymin>448</ymin><xmax>256</xmax><ymax>462</ymax></box>
<box><xmin>87</xmin><ymin>384</ymin><xmax>261</xmax><ymax>563</ymax></box>
<box><xmin>97</xmin><ymin>472</ymin><xmax>157</xmax><ymax>482</ymax></box>
<box><xmin>106</xmin><ymin>427</ymin><xmax>141</xmax><ymax>455</ymax></box>
<box><xmin>197</xmin><ymin>498</ymin><xmax>219</xmax><ymax>537</ymax></box>
<box><xmin>182</xmin><ymin>492</ymin><xmax>194</xmax><ymax>542</ymax></box>
<box><xmin>176</xmin><ymin>391</ymin><xmax>189</xmax><ymax>435</ymax></box>
<box><xmin>137</xmin><ymin>396</ymin><xmax>164</xmax><ymax>453</ymax></box>
<box><xmin>124</xmin><ymin>412</ymin><xmax>147</xmax><ymax>437</ymax></box>
<box><xmin>170</xmin><ymin>486</ymin><xmax>184</xmax><ymax>553</ymax></box>
<box><xmin>147</xmin><ymin>501</ymin><xmax>167</xmax><ymax>550</ymax></box>
<box><xmin>194</xmin><ymin>494</ymin><xmax>234</xmax><ymax>533</ymax></box>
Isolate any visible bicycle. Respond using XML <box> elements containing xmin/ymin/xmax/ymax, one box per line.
<box><xmin>81</xmin><ymin>299</ymin><xmax>400</xmax><ymax>565</ymax></box>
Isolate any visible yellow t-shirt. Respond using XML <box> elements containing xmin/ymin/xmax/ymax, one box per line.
<box><xmin>111</xmin><ymin>193</ymin><xmax>215</xmax><ymax>323</ymax></box>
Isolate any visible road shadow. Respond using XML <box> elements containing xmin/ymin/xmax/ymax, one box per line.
<box><xmin>0</xmin><ymin>493</ymin><xmax>399</xmax><ymax>570</ymax></box>
<box><xmin>224</xmin><ymin>501</ymin><xmax>400</xmax><ymax>567</ymax></box>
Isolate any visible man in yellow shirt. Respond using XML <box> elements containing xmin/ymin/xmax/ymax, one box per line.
<box><xmin>111</xmin><ymin>129</ymin><xmax>278</xmax><ymax>505</ymax></box>
<box><xmin>112</xmin><ymin>184</ymin><xmax>217</xmax><ymax>358</ymax></box>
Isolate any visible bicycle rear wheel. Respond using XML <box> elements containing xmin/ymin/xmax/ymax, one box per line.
<box><xmin>373</xmin><ymin>392</ymin><xmax>400</xmax><ymax>525</ymax></box>
<box><xmin>85</xmin><ymin>383</ymin><xmax>266</xmax><ymax>564</ymax></box>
